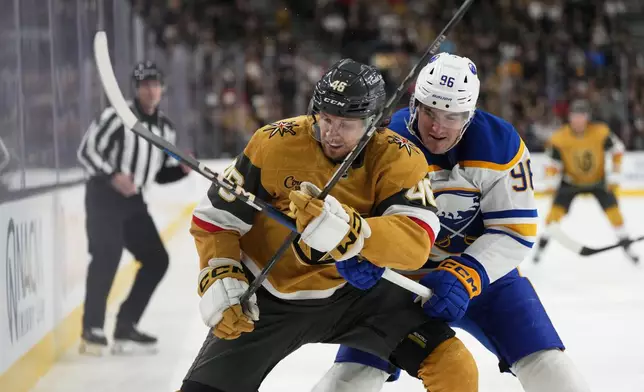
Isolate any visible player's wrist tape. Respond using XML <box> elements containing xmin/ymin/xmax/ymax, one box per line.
<box><xmin>198</xmin><ymin>258</ymin><xmax>246</xmax><ymax>297</ymax></box>
<box><xmin>436</xmin><ymin>255</ymin><xmax>487</xmax><ymax>298</ymax></box>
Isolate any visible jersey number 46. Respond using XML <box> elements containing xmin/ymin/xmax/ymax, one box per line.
<box><xmin>405</xmin><ymin>176</ymin><xmax>437</xmax><ymax>207</ymax></box>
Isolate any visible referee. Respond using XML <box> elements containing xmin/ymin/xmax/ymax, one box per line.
<box><xmin>77</xmin><ymin>61</ymin><xmax>189</xmax><ymax>355</ymax></box>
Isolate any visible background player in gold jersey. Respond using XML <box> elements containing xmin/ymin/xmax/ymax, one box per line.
<box><xmin>533</xmin><ymin>99</ymin><xmax>638</xmax><ymax>263</ymax></box>
<box><xmin>178</xmin><ymin>59</ymin><xmax>478</xmax><ymax>392</ymax></box>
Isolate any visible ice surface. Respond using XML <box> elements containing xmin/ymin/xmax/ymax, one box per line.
<box><xmin>31</xmin><ymin>197</ymin><xmax>644</xmax><ymax>391</ymax></box>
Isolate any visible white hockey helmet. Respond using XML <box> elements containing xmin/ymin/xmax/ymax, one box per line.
<box><xmin>407</xmin><ymin>53</ymin><xmax>481</xmax><ymax>146</ymax></box>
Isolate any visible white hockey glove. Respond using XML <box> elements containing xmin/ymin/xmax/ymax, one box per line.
<box><xmin>288</xmin><ymin>182</ymin><xmax>371</xmax><ymax>261</ymax></box>
<box><xmin>198</xmin><ymin>258</ymin><xmax>259</xmax><ymax>340</ymax></box>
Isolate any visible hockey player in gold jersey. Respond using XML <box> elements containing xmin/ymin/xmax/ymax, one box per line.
<box><xmin>534</xmin><ymin>99</ymin><xmax>638</xmax><ymax>263</ymax></box>
<box><xmin>178</xmin><ymin>59</ymin><xmax>478</xmax><ymax>392</ymax></box>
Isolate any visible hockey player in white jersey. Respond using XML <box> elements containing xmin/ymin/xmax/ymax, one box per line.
<box><xmin>311</xmin><ymin>53</ymin><xmax>591</xmax><ymax>392</ymax></box>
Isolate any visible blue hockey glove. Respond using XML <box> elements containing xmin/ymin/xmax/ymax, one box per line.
<box><xmin>417</xmin><ymin>255</ymin><xmax>489</xmax><ymax>322</ymax></box>
<box><xmin>336</xmin><ymin>257</ymin><xmax>385</xmax><ymax>290</ymax></box>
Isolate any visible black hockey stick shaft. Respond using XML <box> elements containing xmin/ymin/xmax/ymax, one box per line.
<box><xmin>319</xmin><ymin>0</ymin><xmax>474</xmax><ymax>198</ymax></box>
<box><xmin>240</xmin><ymin>0</ymin><xmax>476</xmax><ymax>306</ymax></box>
<box><xmin>93</xmin><ymin>31</ymin><xmax>429</xmax><ymax>303</ymax></box>
<box><xmin>92</xmin><ymin>31</ymin><xmax>296</xmax><ymax>231</ymax></box>
<box><xmin>124</xmin><ymin>123</ymin><xmax>296</xmax><ymax>230</ymax></box>
<box><xmin>579</xmin><ymin>235</ymin><xmax>644</xmax><ymax>256</ymax></box>
<box><xmin>550</xmin><ymin>224</ymin><xmax>644</xmax><ymax>256</ymax></box>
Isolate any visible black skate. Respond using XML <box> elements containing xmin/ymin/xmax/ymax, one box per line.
<box><xmin>79</xmin><ymin>328</ymin><xmax>108</xmax><ymax>356</ymax></box>
<box><xmin>111</xmin><ymin>324</ymin><xmax>158</xmax><ymax>355</ymax></box>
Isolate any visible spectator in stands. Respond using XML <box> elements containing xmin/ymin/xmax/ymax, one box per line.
<box><xmin>130</xmin><ymin>0</ymin><xmax>644</xmax><ymax>156</ymax></box>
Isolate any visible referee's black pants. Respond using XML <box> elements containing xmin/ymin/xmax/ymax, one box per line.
<box><xmin>82</xmin><ymin>176</ymin><xmax>169</xmax><ymax>331</ymax></box>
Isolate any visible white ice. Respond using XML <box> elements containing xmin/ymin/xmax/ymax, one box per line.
<box><xmin>31</xmin><ymin>197</ymin><xmax>644</xmax><ymax>391</ymax></box>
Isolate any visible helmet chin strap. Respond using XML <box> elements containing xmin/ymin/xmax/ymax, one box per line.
<box><xmin>313</xmin><ymin>122</ymin><xmax>322</xmax><ymax>140</ymax></box>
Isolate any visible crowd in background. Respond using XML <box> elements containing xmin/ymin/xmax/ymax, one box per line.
<box><xmin>131</xmin><ymin>0</ymin><xmax>644</xmax><ymax>157</ymax></box>
<box><xmin>1</xmin><ymin>0</ymin><xmax>643</xmax><ymax>200</ymax></box>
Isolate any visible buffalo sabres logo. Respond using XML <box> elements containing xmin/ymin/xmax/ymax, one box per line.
<box><xmin>433</xmin><ymin>189</ymin><xmax>483</xmax><ymax>251</ymax></box>
<box><xmin>468</xmin><ymin>62</ymin><xmax>477</xmax><ymax>75</ymax></box>
<box><xmin>387</xmin><ymin>134</ymin><xmax>420</xmax><ymax>156</ymax></box>
<box><xmin>264</xmin><ymin>121</ymin><xmax>297</xmax><ymax>138</ymax></box>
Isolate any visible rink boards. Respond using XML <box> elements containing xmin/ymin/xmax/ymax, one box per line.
<box><xmin>0</xmin><ymin>171</ymin><xmax>209</xmax><ymax>392</ymax></box>
<box><xmin>1</xmin><ymin>152</ymin><xmax>644</xmax><ymax>391</ymax></box>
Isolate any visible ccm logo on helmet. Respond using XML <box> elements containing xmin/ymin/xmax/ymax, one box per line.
<box><xmin>431</xmin><ymin>94</ymin><xmax>453</xmax><ymax>101</ymax></box>
<box><xmin>323</xmin><ymin>97</ymin><xmax>346</xmax><ymax>107</ymax></box>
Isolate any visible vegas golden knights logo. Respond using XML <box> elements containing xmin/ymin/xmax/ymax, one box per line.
<box><xmin>263</xmin><ymin>121</ymin><xmax>298</xmax><ymax>138</ymax></box>
<box><xmin>573</xmin><ymin>150</ymin><xmax>594</xmax><ymax>173</ymax></box>
<box><xmin>387</xmin><ymin>135</ymin><xmax>420</xmax><ymax>156</ymax></box>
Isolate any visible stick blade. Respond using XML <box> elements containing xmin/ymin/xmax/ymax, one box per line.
<box><xmin>93</xmin><ymin>31</ymin><xmax>138</xmax><ymax>129</ymax></box>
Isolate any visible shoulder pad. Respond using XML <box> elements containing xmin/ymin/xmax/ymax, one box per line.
<box><xmin>255</xmin><ymin>115</ymin><xmax>310</xmax><ymax>140</ymax></box>
<box><xmin>368</xmin><ymin>128</ymin><xmax>428</xmax><ymax>190</ymax></box>
<box><xmin>245</xmin><ymin>115</ymin><xmax>312</xmax><ymax>167</ymax></box>
<box><xmin>369</xmin><ymin>129</ymin><xmax>427</xmax><ymax>182</ymax></box>
<box><xmin>458</xmin><ymin>110</ymin><xmax>524</xmax><ymax>171</ymax></box>
<box><xmin>372</xmin><ymin>128</ymin><xmax>423</xmax><ymax>159</ymax></box>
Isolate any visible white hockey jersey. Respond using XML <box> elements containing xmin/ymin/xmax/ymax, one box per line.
<box><xmin>389</xmin><ymin>107</ymin><xmax>538</xmax><ymax>283</ymax></box>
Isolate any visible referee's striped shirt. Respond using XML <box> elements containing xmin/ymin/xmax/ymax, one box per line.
<box><xmin>77</xmin><ymin>99</ymin><xmax>186</xmax><ymax>189</ymax></box>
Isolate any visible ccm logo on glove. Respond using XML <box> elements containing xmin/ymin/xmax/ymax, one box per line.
<box><xmin>197</xmin><ymin>258</ymin><xmax>259</xmax><ymax>340</ymax></box>
<box><xmin>436</xmin><ymin>259</ymin><xmax>481</xmax><ymax>298</ymax></box>
<box><xmin>335</xmin><ymin>209</ymin><xmax>364</xmax><ymax>255</ymax></box>
<box><xmin>199</xmin><ymin>264</ymin><xmax>245</xmax><ymax>294</ymax></box>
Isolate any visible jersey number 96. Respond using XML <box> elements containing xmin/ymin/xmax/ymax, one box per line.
<box><xmin>511</xmin><ymin>159</ymin><xmax>534</xmax><ymax>192</ymax></box>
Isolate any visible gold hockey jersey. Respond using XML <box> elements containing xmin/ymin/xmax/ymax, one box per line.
<box><xmin>190</xmin><ymin>115</ymin><xmax>440</xmax><ymax>300</ymax></box>
<box><xmin>545</xmin><ymin>122</ymin><xmax>625</xmax><ymax>187</ymax></box>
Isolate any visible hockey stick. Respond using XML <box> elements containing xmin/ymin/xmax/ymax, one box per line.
<box><xmin>91</xmin><ymin>34</ymin><xmax>293</xmax><ymax>228</ymax></box>
<box><xmin>92</xmin><ymin>32</ymin><xmax>428</xmax><ymax>298</ymax></box>
<box><xmin>550</xmin><ymin>224</ymin><xmax>644</xmax><ymax>256</ymax></box>
<box><xmin>241</xmin><ymin>0</ymin><xmax>475</xmax><ymax>307</ymax></box>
